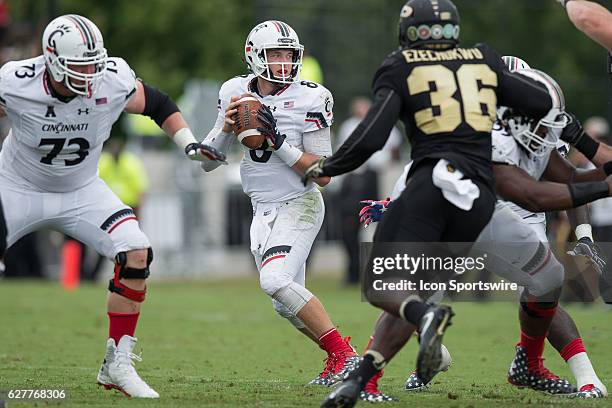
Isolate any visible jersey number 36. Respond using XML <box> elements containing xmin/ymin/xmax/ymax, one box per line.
<box><xmin>407</xmin><ymin>64</ymin><xmax>497</xmax><ymax>134</ymax></box>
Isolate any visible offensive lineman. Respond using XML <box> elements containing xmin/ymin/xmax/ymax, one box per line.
<box><xmin>0</xmin><ymin>15</ymin><xmax>226</xmax><ymax>398</ymax></box>
<box><xmin>200</xmin><ymin>21</ymin><xmax>359</xmax><ymax>387</ymax></box>
<box><xmin>361</xmin><ymin>63</ymin><xmax>610</xmax><ymax>399</ymax></box>
<box><xmin>302</xmin><ymin>1</ymin><xmax>574</xmax><ymax>406</ymax></box>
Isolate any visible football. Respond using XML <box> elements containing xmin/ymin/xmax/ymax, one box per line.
<box><xmin>233</xmin><ymin>96</ymin><xmax>265</xmax><ymax>149</ymax></box>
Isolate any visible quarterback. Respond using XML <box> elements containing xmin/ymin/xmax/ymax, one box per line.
<box><xmin>0</xmin><ymin>15</ymin><xmax>225</xmax><ymax>398</ymax></box>
<box><xmin>200</xmin><ymin>20</ymin><xmax>361</xmax><ymax>390</ymax></box>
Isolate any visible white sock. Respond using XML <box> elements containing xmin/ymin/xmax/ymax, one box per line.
<box><xmin>567</xmin><ymin>352</ymin><xmax>607</xmax><ymax>395</ymax></box>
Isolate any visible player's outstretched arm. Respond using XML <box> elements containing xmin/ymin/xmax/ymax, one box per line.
<box><xmin>494</xmin><ymin>163</ymin><xmax>612</xmax><ymax>212</ymax></box>
<box><xmin>558</xmin><ymin>0</ymin><xmax>612</xmax><ymax>51</ymax></box>
<box><xmin>124</xmin><ymin>80</ymin><xmax>226</xmax><ymax>163</ymax></box>
<box><xmin>301</xmin><ymin>88</ymin><xmax>402</xmax><ymax>185</ymax></box>
<box><xmin>560</xmin><ymin>113</ymin><xmax>612</xmax><ymax>166</ymax></box>
<box><xmin>543</xmin><ymin>150</ymin><xmax>612</xmax><ymax>183</ymax></box>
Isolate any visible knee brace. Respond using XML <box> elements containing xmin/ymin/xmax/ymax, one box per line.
<box><xmin>272</xmin><ymin>299</ymin><xmax>306</xmax><ymax>329</ymax></box>
<box><xmin>271</xmin><ymin>282</ymin><xmax>314</xmax><ymax>316</ymax></box>
<box><xmin>108</xmin><ymin>248</ymin><xmax>153</xmax><ymax>302</ymax></box>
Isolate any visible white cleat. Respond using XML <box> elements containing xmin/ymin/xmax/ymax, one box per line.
<box><xmin>96</xmin><ymin>338</ymin><xmax>116</xmax><ymax>387</ymax></box>
<box><xmin>97</xmin><ymin>335</ymin><xmax>159</xmax><ymax>398</ymax></box>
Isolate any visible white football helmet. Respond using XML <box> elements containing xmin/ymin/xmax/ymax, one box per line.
<box><xmin>496</xmin><ymin>56</ymin><xmax>532</xmax><ymax>122</ymax></box>
<box><xmin>42</xmin><ymin>14</ymin><xmax>107</xmax><ymax>97</ymax></box>
<box><xmin>502</xmin><ymin>55</ymin><xmax>530</xmax><ymax>72</ymax></box>
<box><xmin>506</xmin><ymin>69</ymin><xmax>570</xmax><ymax>157</ymax></box>
<box><xmin>244</xmin><ymin>20</ymin><xmax>304</xmax><ymax>84</ymax></box>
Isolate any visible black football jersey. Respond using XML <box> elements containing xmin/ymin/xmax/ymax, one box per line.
<box><xmin>372</xmin><ymin>44</ymin><xmax>552</xmax><ymax>189</ymax></box>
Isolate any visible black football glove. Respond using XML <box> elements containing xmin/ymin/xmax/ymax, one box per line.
<box><xmin>567</xmin><ymin>237</ymin><xmax>606</xmax><ymax>275</ymax></box>
<box><xmin>185</xmin><ymin>142</ymin><xmax>227</xmax><ymax>163</ymax></box>
<box><xmin>257</xmin><ymin>105</ymin><xmax>286</xmax><ymax>150</ymax></box>
<box><xmin>301</xmin><ymin>157</ymin><xmax>327</xmax><ymax>186</ymax></box>
<box><xmin>559</xmin><ymin>113</ymin><xmax>586</xmax><ymax>145</ymax></box>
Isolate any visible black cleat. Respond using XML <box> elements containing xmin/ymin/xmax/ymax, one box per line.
<box><xmin>321</xmin><ymin>377</ymin><xmax>362</xmax><ymax>408</ymax></box>
<box><xmin>416</xmin><ymin>304</ymin><xmax>454</xmax><ymax>385</ymax></box>
<box><xmin>507</xmin><ymin>344</ymin><xmax>576</xmax><ymax>395</ymax></box>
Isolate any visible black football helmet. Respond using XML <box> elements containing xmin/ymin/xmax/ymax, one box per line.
<box><xmin>398</xmin><ymin>0</ymin><xmax>460</xmax><ymax>50</ymax></box>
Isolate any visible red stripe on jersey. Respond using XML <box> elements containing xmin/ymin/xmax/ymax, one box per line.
<box><xmin>42</xmin><ymin>71</ymin><xmax>50</xmax><ymax>95</ymax></box>
<box><xmin>275</xmin><ymin>85</ymin><xmax>290</xmax><ymax>96</ymax></box>
<box><xmin>305</xmin><ymin>118</ymin><xmax>322</xmax><ymax>129</ymax></box>
<box><xmin>262</xmin><ymin>254</ymin><xmax>286</xmax><ymax>268</ymax></box>
<box><xmin>108</xmin><ymin>216</ymin><xmax>138</xmax><ymax>234</ymax></box>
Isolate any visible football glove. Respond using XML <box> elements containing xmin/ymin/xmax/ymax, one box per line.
<box><xmin>257</xmin><ymin>104</ymin><xmax>286</xmax><ymax>150</ymax></box>
<box><xmin>358</xmin><ymin>198</ymin><xmax>391</xmax><ymax>228</ymax></box>
<box><xmin>185</xmin><ymin>142</ymin><xmax>227</xmax><ymax>164</ymax></box>
<box><xmin>559</xmin><ymin>113</ymin><xmax>586</xmax><ymax>145</ymax></box>
<box><xmin>301</xmin><ymin>157</ymin><xmax>327</xmax><ymax>186</ymax></box>
<box><xmin>567</xmin><ymin>237</ymin><xmax>606</xmax><ymax>275</ymax></box>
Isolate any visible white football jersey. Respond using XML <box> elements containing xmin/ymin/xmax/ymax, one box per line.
<box><xmin>0</xmin><ymin>55</ymin><xmax>136</xmax><ymax>192</ymax></box>
<box><xmin>491</xmin><ymin>121</ymin><xmax>550</xmax><ymax>223</ymax></box>
<box><xmin>216</xmin><ymin>74</ymin><xmax>333</xmax><ymax>203</ymax></box>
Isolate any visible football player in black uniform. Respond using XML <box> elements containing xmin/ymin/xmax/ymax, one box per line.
<box><xmin>303</xmin><ymin>1</ymin><xmax>563</xmax><ymax>406</ymax></box>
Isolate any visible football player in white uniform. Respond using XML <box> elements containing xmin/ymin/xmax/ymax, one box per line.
<box><xmin>200</xmin><ymin>20</ymin><xmax>359</xmax><ymax>387</ymax></box>
<box><xmin>0</xmin><ymin>15</ymin><xmax>225</xmax><ymax>398</ymax></box>
<box><xmin>360</xmin><ymin>59</ymin><xmax>610</xmax><ymax>398</ymax></box>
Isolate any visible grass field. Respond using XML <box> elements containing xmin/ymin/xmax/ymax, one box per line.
<box><xmin>0</xmin><ymin>277</ymin><xmax>610</xmax><ymax>407</ymax></box>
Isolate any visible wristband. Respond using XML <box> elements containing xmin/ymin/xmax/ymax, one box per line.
<box><xmin>575</xmin><ymin>224</ymin><xmax>594</xmax><ymax>241</ymax></box>
<box><xmin>574</xmin><ymin>133</ymin><xmax>600</xmax><ymax>160</ymax></box>
<box><xmin>275</xmin><ymin>141</ymin><xmax>303</xmax><ymax>167</ymax></box>
<box><xmin>173</xmin><ymin>128</ymin><xmax>197</xmax><ymax>151</ymax></box>
<box><xmin>568</xmin><ymin>182</ymin><xmax>609</xmax><ymax>207</ymax></box>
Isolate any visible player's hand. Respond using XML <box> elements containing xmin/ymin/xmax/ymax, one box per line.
<box><xmin>358</xmin><ymin>198</ymin><xmax>391</xmax><ymax>228</ymax></box>
<box><xmin>257</xmin><ymin>104</ymin><xmax>286</xmax><ymax>150</ymax></box>
<box><xmin>223</xmin><ymin>96</ymin><xmax>242</xmax><ymax>133</ymax></box>
<box><xmin>301</xmin><ymin>157</ymin><xmax>326</xmax><ymax>186</ymax></box>
<box><xmin>560</xmin><ymin>113</ymin><xmax>586</xmax><ymax>145</ymax></box>
<box><xmin>567</xmin><ymin>237</ymin><xmax>606</xmax><ymax>274</ymax></box>
<box><xmin>185</xmin><ymin>142</ymin><xmax>227</xmax><ymax>164</ymax></box>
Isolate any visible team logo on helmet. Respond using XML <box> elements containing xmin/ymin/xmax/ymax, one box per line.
<box><xmin>442</xmin><ymin>24</ymin><xmax>454</xmax><ymax>39</ymax></box>
<box><xmin>431</xmin><ymin>25</ymin><xmax>443</xmax><ymax>40</ymax></box>
<box><xmin>417</xmin><ymin>25</ymin><xmax>431</xmax><ymax>40</ymax></box>
<box><xmin>407</xmin><ymin>26</ymin><xmax>419</xmax><ymax>42</ymax></box>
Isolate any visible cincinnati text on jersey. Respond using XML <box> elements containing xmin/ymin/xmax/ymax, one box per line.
<box><xmin>41</xmin><ymin>122</ymin><xmax>89</xmax><ymax>134</ymax></box>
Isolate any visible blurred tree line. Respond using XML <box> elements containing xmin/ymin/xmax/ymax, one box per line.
<box><xmin>8</xmin><ymin>0</ymin><xmax>612</xmax><ymax>127</ymax></box>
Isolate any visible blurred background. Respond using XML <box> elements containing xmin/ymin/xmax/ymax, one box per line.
<box><xmin>2</xmin><ymin>0</ymin><xmax>611</xmax><ymax>293</ymax></box>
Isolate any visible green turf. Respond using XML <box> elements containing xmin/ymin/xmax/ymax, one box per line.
<box><xmin>0</xmin><ymin>278</ymin><xmax>610</xmax><ymax>407</ymax></box>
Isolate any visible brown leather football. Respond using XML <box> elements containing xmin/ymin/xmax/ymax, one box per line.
<box><xmin>232</xmin><ymin>96</ymin><xmax>265</xmax><ymax>149</ymax></box>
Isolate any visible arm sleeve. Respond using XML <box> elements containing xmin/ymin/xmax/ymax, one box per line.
<box><xmin>497</xmin><ymin>69</ymin><xmax>552</xmax><ymax>120</ymax></box>
<box><xmin>200</xmin><ymin>98</ymin><xmax>235</xmax><ymax>172</ymax></box>
<box><xmin>303</xmin><ymin>127</ymin><xmax>332</xmax><ymax>157</ymax></box>
<box><xmin>323</xmin><ymin>87</ymin><xmax>402</xmax><ymax>177</ymax></box>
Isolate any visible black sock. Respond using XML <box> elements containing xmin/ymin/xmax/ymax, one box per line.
<box><xmin>348</xmin><ymin>354</ymin><xmax>380</xmax><ymax>389</ymax></box>
<box><xmin>400</xmin><ymin>300</ymin><xmax>428</xmax><ymax>325</ymax></box>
